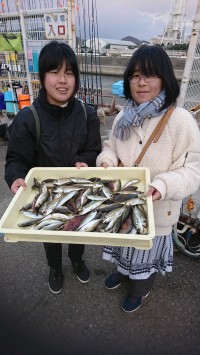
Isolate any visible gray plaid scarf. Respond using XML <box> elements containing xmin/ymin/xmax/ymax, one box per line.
<box><xmin>113</xmin><ymin>90</ymin><xmax>166</xmax><ymax>141</ymax></box>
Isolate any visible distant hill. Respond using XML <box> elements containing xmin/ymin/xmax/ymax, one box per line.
<box><xmin>121</xmin><ymin>36</ymin><xmax>149</xmax><ymax>45</ymax></box>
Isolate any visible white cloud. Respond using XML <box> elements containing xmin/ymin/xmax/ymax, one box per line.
<box><xmin>138</xmin><ymin>11</ymin><xmax>169</xmax><ymax>25</ymax></box>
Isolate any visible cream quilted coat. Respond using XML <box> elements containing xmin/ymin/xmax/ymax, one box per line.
<box><xmin>96</xmin><ymin>107</ymin><xmax>200</xmax><ymax>236</ymax></box>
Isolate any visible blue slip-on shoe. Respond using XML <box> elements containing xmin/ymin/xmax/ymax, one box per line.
<box><xmin>104</xmin><ymin>272</ymin><xmax>122</xmax><ymax>290</ymax></box>
<box><xmin>122</xmin><ymin>292</ymin><xmax>150</xmax><ymax>313</ymax></box>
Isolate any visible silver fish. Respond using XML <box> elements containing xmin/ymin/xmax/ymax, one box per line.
<box><xmin>41</xmin><ymin>221</ymin><xmax>64</xmax><ymax>230</ymax></box>
<box><xmin>34</xmin><ymin>188</ymin><xmax>50</xmax><ymax>211</ymax></box>
<box><xmin>102</xmin><ymin>206</ymin><xmax>126</xmax><ymax>225</ymax></box>
<box><xmin>52</xmin><ymin>186</ymin><xmax>83</xmax><ymax>194</ymax></box>
<box><xmin>77</xmin><ymin>211</ymin><xmax>98</xmax><ymax>230</ymax></box>
<box><xmin>102</xmin><ymin>186</ymin><xmax>113</xmax><ymax>200</ymax></box>
<box><xmin>132</xmin><ymin>205</ymin><xmax>147</xmax><ymax>234</ymax></box>
<box><xmin>18</xmin><ymin>218</ymin><xmax>43</xmax><ymax>227</ymax></box>
<box><xmin>53</xmin><ymin>178</ymin><xmax>71</xmax><ymax>186</ymax></box>
<box><xmin>70</xmin><ymin>177</ymin><xmax>94</xmax><ymax>184</ymax></box>
<box><xmin>20</xmin><ymin>202</ymin><xmax>33</xmax><ymax>211</ymax></box>
<box><xmin>122</xmin><ymin>179</ymin><xmax>140</xmax><ymax>190</ymax></box>
<box><xmin>42</xmin><ymin>213</ymin><xmax>73</xmax><ymax>222</ymax></box>
<box><xmin>87</xmin><ymin>195</ymin><xmax>109</xmax><ymax>201</ymax></box>
<box><xmin>56</xmin><ymin>191</ymin><xmax>77</xmax><ymax>208</ymax></box>
<box><xmin>34</xmin><ymin>218</ymin><xmax>61</xmax><ymax>230</ymax></box>
<box><xmin>21</xmin><ymin>211</ymin><xmax>43</xmax><ymax>219</ymax></box>
<box><xmin>79</xmin><ymin>200</ymin><xmax>103</xmax><ymax>215</ymax></box>
<box><xmin>78</xmin><ymin>219</ymin><xmax>101</xmax><ymax>232</ymax></box>
<box><xmin>80</xmin><ymin>187</ymin><xmax>93</xmax><ymax>207</ymax></box>
<box><xmin>122</xmin><ymin>198</ymin><xmax>146</xmax><ymax>206</ymax></box>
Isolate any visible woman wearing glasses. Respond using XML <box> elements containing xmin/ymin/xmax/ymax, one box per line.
<box><xmin>96</xmin><ymin>45</ymin><xmax>200</xmax><ymax>313</ymax></box>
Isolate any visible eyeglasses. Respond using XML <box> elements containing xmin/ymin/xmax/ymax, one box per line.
<box><xmin>128</xmin><ymin>74</ymin><xmax>158</xmax><ymax>83</ymax></box>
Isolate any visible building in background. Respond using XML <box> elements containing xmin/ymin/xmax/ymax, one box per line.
<box><xmin>85</xmin><ymin>37</ymin><xmax>136</xmax><ymax>56</ymax></box>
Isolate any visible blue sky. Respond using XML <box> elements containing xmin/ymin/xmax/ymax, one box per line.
<box><xmin>94</xmin><ymin>0</ymin><xmax>198</xmax><ymax>41</ymax></box>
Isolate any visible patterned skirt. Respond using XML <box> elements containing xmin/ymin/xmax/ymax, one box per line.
<box><xmin>103</xmin><ymin>234</ymin><xmax>173</xmax><ymax>280</ymax></box>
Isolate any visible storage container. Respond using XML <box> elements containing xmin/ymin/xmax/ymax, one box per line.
<box><xmin>4</xmin><ymin>91</ymin><xmax>19</xmax><ymax>114</ymax></box>
<box><xmin>18</xmin><ymin>94</ymin><xmax>31</xmax><ymax>109</ymax></box>
<box><xmin>112</xmin><ymin>80</ymin><xmax>125</xmax><ymax>97</ymax></box>
<box><xmin>0</xmin><ymin>92</ymin><xmax>6</xmax><ymax>110</ymax></box>
<box><xmin>0</xmin><ymin>167</ymin><xmax>155</xmax><ymax>250</ymax></box>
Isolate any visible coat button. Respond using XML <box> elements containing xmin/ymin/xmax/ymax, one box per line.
<box><xmin>139</xmin><ymin>140</ymin><xmax>142</xmax><ymax>144</ymax></box>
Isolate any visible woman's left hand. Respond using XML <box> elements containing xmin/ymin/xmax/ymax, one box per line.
<box><xmin>75</xmin><ymin>162</ymin><xmax>88</xmax><ymax>169</ymax></box>
<box><xmin>146</xmin><ymin>186</ymin><xmax>161</xmax><ymax>201</ymax></box>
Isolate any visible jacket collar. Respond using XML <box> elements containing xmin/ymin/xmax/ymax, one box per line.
<box><xmin>37</xmin><ymin>88</ymin><xmax>75</xmax><ymax>116</ymax></box>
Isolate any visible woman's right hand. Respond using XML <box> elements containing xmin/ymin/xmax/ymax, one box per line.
<box><xmin>100</xmin><ymin>162</ymin><xmax>108</xmax><ymax>168</ymax></box>
<box><xmin>11</xmin><ymin>178</ymin><xmax>27</xmax><ymax>194</ymax></box>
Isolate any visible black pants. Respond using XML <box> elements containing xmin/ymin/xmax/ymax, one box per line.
<box><xmin>118</xmin><ymin>271</ymin><xmax>157</xmax><ymax>297</ymax></box>
<box><xmin>43</xmin><ymin>243</ymin><xmax>85</xmax><ymax>270</ymax></box>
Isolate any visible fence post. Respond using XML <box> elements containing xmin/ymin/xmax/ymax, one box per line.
<box><xmin>19</xmin><ymin>9</ymin><xmax>34</xmax><ymax>104</ymax></box>
<box><xmin>177</xmin><ymin>0</ymin><xmax>200</xmax><ymax>107</ymax></box>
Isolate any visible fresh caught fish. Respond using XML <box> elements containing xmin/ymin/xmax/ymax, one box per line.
<box><xmin>78</xmin><ymin>219</ymin><xmax>101</xmax><ymax>232</ymax></box>
<box><xmin>21</xmin><ymin>211</ymin><xmax>43</xmax><ymax>219</ymax></box>
<box><xmin>34</xmin><ymin>219</ymin><xmax>62</xmax><ymax>230</ymax></box>
<box><xmin>96</xmin><ymin>202</ymin><xmax>123</xmax><ymax>212</ymax></box>
<box><xmin>52</xmin><ymin>206</ymin><xmax>71</xmax><ymax>214</ymax></box>
<box><xmin>52</xmin><ymin>186</ymin><xmax>83</xmax><ymax>194</ymax></box>
<box><xmin>79</xmin><ymin>200</ymin><xmax>103</xmax><ymax>215</ymax></box>
<box><xmin>42</xmin><ymin>213</ymin><xmax>73</xmax><ymax>222</ymax></box>
<box><xmin>20</xmin><ymin>202</ymin><xmax>33</xmax><ymax>211</ymax></box>
<box><xmin>34</xmin><ymin>188</ymin><xmax>50</xmax><ymax>212</ymax></box>
<box><xmin>114</xmin><ymin>193</ymin><xmax>144</xmax><ymax>202</ymax></box>
<box><xmin>87</xmin><ymin>195</ymin><xmax>109</xmax><ymax>201</ymax></box>
<box><xmin>18</xmin><ymin>218</ymin><xmax>44</xmax><ymax>227</ymax></box>
<box><xmin>70</xmin><ymin>177</ymin><xmax>94</xmax><ymax>184</ymax></box>
<box><xmin>107</xmin><ymin>179</ymin><xmax>121</xmax><ymax>192</ymax></box>
<box><xmin>102</xmin><ymin>206</ymin><xmax>126</xmax><ymax>224</ymax></box>
<box><xmin>123</xmin><ymin>198</ymin><xmax>146</xmax><ymax>206</ymax></box>
<box><xmin>102</xmin><ymin>186</ymin><xmax>113</xmax><ymax>200</ymax></box>
<box><xmin>41</xmin><ymin>221</ymin><xmax>64</xmax><ymax>230</ymax></box>
<box><xmin>17</xmin><ymin>174</ymin><xmax>148</xmax><ymax>235</ymax></box>
<box><xmin>56</xmin><ymin>191</ymin><xmax>77</xmax><ymax>208</ymax></box>
<box><xmin>80</xmin><ymin>187</ymin><xmax>93</xmax><ymax>207</ymax></box>
<box><xmin>122</xmin><ymin>179</ymin><xmax>140</xmax><ymax>190</ymax></box>
<box><xmin>132</xmin><ymin>205</ymin><xmax>147</xmax><ymax>234</ymax></box>
<box><xmin>103</xmin><ymin>206</ymin><xmax>127</xmax><ymax>228</ymax></box>
<box><xmin>63</xmin><ymin>214</ymin><xmax>88</xmax><ymax>231</ymax></box>
<box><xmin>77</xmin><ymin>211</ymin><xmax>98</xmax><ymax>230</ymax></box>
<box><xmin>119</xmin><ymin>213</ymin><xmax>133</xmax><ymax>234</ymax></box>
<box><xmin>53</xmin><ymin>178</ymin><xmax>71</xmax><ymax>186</ymax></box>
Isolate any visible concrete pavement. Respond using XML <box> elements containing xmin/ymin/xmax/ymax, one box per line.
<box><xmin>0</xmin><ymin>98</ymin><xmax>200</xmax><ymax>354</ymax></box>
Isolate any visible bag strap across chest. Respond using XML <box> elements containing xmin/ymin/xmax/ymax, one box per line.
<box><xmin>134</xmin><ymin>106</ymin><xmax>175</xmax><ymax>167</ymax></box>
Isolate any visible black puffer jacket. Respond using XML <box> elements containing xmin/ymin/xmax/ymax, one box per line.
<box><xmin>5</xmin><ymin>89</ymin><xmax>102</xmax><ymax>188</ymax></box>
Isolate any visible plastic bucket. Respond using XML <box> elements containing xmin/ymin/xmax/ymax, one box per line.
<box><xmin>4</xmin><ymin>91</ymin><xmax>19</xmax><ymax>114</ymax></box>
<box><xmin>0</xmin><ymin>93</ymin><xmax>6</xmax><ymax>110</ymax></box>
<box><xmin>18</xmin><ymin>94</ymin><xmax>31</xmax><ymax>109</ymax></box>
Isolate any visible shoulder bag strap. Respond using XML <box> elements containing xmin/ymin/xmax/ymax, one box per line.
<box><xmin>134</xmin><ymin>106</ymin><xmax>175</xmax><ymax>167</ymax></box>
<box><xmin>29</xmin><ymin>104</ymin><xmax>40</xmax><ymax>150</ymax></box>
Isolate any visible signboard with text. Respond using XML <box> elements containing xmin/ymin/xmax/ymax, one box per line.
<box><xmin>44</xmin><ymin>13</ymin><xmax>67</xmax><ymax>39</ymax></box>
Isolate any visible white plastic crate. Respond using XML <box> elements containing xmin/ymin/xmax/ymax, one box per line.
<box><xmin>0</xmin><ymin>167</ymin><xmax>155</xmax><ymax>250</ymax></box>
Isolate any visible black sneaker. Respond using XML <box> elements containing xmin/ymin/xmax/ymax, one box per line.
<box><xmin>104</xmin><ymin>272</ymin><xmax>122</xmax><ymax>290</ymax></box>
<box><xmin>48</xmin><ymin>267</ymin><xmax>64</xmax><ymax>294</ymax></box>
<box><xmin>70</xmin><ymin>259</ymin><xmax>90</xmax><ymax>283</ymax></box>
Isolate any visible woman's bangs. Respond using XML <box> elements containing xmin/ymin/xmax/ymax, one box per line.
<box><xmin>137</xmin><ymin>56</ymin><xmax>158</xmax><ymax>76</ymax></box>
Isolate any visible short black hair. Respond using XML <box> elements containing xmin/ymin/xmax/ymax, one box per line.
<box><xmin>123</xmin><ymin>45</ymin><xmax>180</xmax><ymax>109</ymax></box>
<box><xmin>38</xmin><ymin>41</ymin><xmax>80</xmax><ymax>93</ymax></box>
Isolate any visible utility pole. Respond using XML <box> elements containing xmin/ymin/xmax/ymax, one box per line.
<box><xmin>67</xmin><ymin>0</ymin><xmax>76</xmax><ymax>51</ymax></box>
